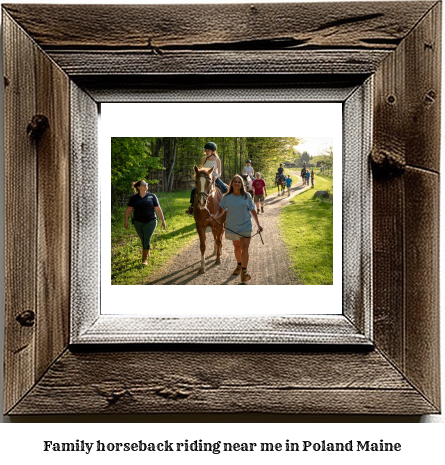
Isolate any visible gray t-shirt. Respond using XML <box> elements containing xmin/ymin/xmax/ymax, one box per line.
<box><xmin>242</xmin><ymin>166</ymin><xmax>254</xmax><ymax>177</ymax></box>
<box><xmin>220</xmin><ymin>193</ymin><xmax>255</xmax><ymax>233</ymax></box>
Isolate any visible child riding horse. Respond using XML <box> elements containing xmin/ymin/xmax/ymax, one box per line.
<box><xmin>186</xmin><ymin>142</ymin><xmax>228</xmax><ymax>215</ymax></box>
<box><xmin>193</xmin><ymin>165</ymin><xmax>227</xmax><ymax>274</ymax></box>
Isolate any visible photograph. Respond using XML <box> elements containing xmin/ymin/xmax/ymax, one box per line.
<box><xmin>111</xmin><ymin>136</ymin><xmax>334</xmax><ymax>287</ymax></box>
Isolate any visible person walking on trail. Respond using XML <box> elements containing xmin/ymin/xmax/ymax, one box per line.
<box><xmin>252</xmin><ymin>172</ymin><xmax>267</xmax><ymax>214</ymax></box>
<box><xmin>311</xmin><ymin>169</ymin><xmax>315</xmax><ymax>187</ymax></box>
<box><xmin>210</xmin><ymin>175</ymin><xmax>263</xmax><ymax>283</ymax></box>
<box><xmin>186</xmin><ymin>142</ymin><xmax>228</xmax><ymax>215</ymax></box>
<box><xmin>306</xmin><ymin>169</ymin><xmax>310</xmax><ymax>186</ymax></box>
<box><xmin>301</xmin><ymin>166</ymin><xmax>306</xmax><ymax>185</ymax></box>
<box><xmin>242</xmin><ymin>159</ymin><xmax>254</xmax><ymax>179</ymax></box>
<box><xmin>124</xmin><ymin>180</ymin><xmax>166</xmax><ymax>265</ymax></box>
<box><xmin>285</xmin><ymin>175</ymin><xmax>293</xmax><ymax>196</ymax></box>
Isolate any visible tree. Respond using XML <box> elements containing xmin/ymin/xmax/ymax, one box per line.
<box><xmin>111</xmin><ymin>137</ymin><xmax>163</xmax><ymax>205</ymax></box>
<box><xmin>312</xmin><ymin>145</ymin><xmax>333</xmax><ymax>168</ymax></box>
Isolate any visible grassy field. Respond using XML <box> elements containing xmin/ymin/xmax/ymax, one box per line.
<box><xmin>279</xmin><ymin>171</ymin><xmax>333</xmax><ymax>285</ymax></box>
<box><xmin>111</xmin><ymin>191</ymin><xmax>196</xmax><ymax>285</ymax></box>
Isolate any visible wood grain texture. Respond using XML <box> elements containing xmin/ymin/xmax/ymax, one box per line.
<box><xmin>372</xmin><ymin>175</ymin><xmax>405</xmax><ymax>369</ymax></box>
<box><xmin>35</xmin><ymin>37</ymin><xmax>71</xmax><ymax>382</ymax></box>
<box><xmin>404</xmin><ymin>168</ymin><xmax>440</xmax><ymax>408</ymax></box>
<box><xmin>46</xmin><ymin>50</ymin><xmax>390</xmax><ymax>76</ymax></box>
<box><xmin>74</xmin><ymin>316</ymin><xmax>370</xmax><ymax>345</ymax></box>
<box><xmin>2</xmin><ymin>2</ymin><xmax>435</xmax><ymax>49</ymax></box>
<box><xmin>372</xmin><ymin>1</ymin><xmax>441</xmax><ymax>172</ymax></box>
<box><xmin>342</xmin><ymin>80</ymin><xmax>372</xmax><ymax>336</ymax></box>
<box><xmin>8</xmin><ymin>349</ymin><xmax>438</xmax><ymax>415</ymax></box>
<box><xmin>404</xmin><ymin>2</ymin><xmax>441</xmax><ymax>171</ymax></box>
<box><xmin>70</xmin><ymin>83</ymin><xmax>100</xmax><ymax>339</ymax></box>
<box><xmin>3</xmin><ymin>10</ymin><xmax>71</xmax><ymax>412</ymax></box>
<box><xmin>3</xmin><ymin>2</ymin><xmax>441</xmax><ymax>416</ymax></box>
<box><xmin>76</xmin><ymin>75</ymin><xmax>365</xmax><ymax>103</ymax></box>
<box><xmin>3</xmin><ymin>12</ymin><xmax>38</xmax><ymax>414</ymax></box>
<box><xmin>372</xmin><ymin>3</ymin><xmax>441</xmax><ymax>411</ymax></box>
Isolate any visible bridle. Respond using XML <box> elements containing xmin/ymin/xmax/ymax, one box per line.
<box><xmin>195</xmin><ymin>173</ymin><xmax>214</xmax><ymax>206</ymax></box>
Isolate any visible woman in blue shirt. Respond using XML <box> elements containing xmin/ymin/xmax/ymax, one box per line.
<box><xmin>213</xmin><ymin>175</ymin><xmax>262</xmax><ymax>283</ymax></box>
<box><xmin>124</xmin><ymin>180</ymin><xmax>166</xmax><ymax>265</ymax></box>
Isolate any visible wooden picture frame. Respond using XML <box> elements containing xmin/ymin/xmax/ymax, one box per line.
<box><xmin>2</xmin><ymin>2</ymin><xmax>440</xmax><ymax>415</ymax></box>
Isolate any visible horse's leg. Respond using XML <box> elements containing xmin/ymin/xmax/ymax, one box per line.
<box><xmin>197</xmin><ymin>227</ymin><xmax>206</xmax><ymax>274</ymax></box>
<box><xmin>212</xmin><ymin>226</ymin><xmax>218</xmax><ymax>255</ymax></box>
<box><xmin>214</xmin><ymin>226</ymin><xmax>223</xmax><ymax>265</ymax></box>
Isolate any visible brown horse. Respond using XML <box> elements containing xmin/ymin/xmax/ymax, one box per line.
<box><xmin>193</xmin><ymin>165</ymin><xmax>227</xmax><ymax>274</ymax></box>
<box><xmin>275</xmin><ymin>173</ymin><xmax>286</xmax><ymax>196</ymax></box>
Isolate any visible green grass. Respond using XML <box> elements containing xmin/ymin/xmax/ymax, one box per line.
<box><xmin>279</xmin><ymin>174</ymin><xmax>333</xmax><ymax>285</ymax></box>
<box><xmin>111</xmin><ymin>191</ymin><xmax>196</xmax><ymax>285</ymax></box>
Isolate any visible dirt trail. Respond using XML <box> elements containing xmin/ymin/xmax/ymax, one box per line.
<box><xmin>147</xmin><ymin>175</ymin><xmax>311</xmax><ymax>285</ymax></box>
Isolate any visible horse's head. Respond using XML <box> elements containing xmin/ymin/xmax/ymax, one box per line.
<box><xmin>194</xmin><ymin>165</ymin><xmax>214</xmax><ymax>208</ymax></box>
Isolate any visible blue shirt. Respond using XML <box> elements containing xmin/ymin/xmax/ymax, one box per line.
<box><xmin>285</xmin><ymin>178</ymin><xmax>292</xmax><ymax>187</ymax></box>
<box><xmin>220</xmin><ymin>193</ymin><xmax>255</xmax><ymax>233</ymax></box>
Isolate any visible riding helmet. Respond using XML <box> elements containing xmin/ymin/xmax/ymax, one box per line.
<box><xmin>246</xmin><ymin>159</ymin><xmax>251</xmax><ymax>163</ymax></box>
<box><xmin>204</xmin><ymin>142</ymin><xmax>217</xmax><ymax>151</ymax></box>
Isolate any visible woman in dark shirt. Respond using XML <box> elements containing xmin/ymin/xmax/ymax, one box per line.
<box><xmin>124</xmin><ymin>180</ymin><xmax>166</xmax><ymax>265</ymax></box>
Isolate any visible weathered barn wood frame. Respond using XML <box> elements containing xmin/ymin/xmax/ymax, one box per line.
<box><xmin>2</xmin><ymin>2</ymin><xmax>441</xmax><ymax>415</ymax></box>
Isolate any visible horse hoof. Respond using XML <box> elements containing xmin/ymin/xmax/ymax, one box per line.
<box><xmin>215</xmin><ymin>260</ymin><xmax>221</xmax><ymax>265</ymax></box>
<box><xmin>198</xmin><ymin>268</ymin><xmax>205</xmax><ymax>274</ymax></box>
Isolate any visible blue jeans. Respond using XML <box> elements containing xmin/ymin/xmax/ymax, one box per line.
<box><xmin>215</xmin><ymin>177</ymin><xmax>228</xmax><ymax>193</ymax></box>
<box><xmin>190</xmin><ymin>177</ymin><xmax>228</xmax><ymax>203</ymax></box>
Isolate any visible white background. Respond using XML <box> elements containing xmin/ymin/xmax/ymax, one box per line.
<box><xmin>0</xmin><ymin>0</ymin><xmax>444</xmax><ymax>461</ymax></box>
<box><xmin>101</xmin><ymin>102</ymin><xmax>342</xmax><ymax>315</ymax></box>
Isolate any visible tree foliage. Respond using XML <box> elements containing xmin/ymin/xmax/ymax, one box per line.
<box><xmin>312</xmin><ymin>145</ymin><xmax>333</xmax><ymax>167</ymax></box>
<box><xmin>111</xmin><ymin>136</ymin><xmax>303</xmax><ymax>205</ymax></box>
<box><xmin>111</xmin><ymin>137</ymin><xmax>163</xmax><ymax>205</ymax></box>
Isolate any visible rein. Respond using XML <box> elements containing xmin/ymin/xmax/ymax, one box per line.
<box><xmin>206</xmin><ymin>207</ymin><xmax>264</xmax><ymax>244</ymax></box>
<box><xmin>196</xmin><ymin>171</ymin><xmax>264</xmax><ymax>244</ymax></box>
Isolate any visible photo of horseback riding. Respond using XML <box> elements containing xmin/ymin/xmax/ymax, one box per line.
<box><xmin>111</xmin><ymin>135</ymin><xmax>335</xmax><ymax>287</ymax></box>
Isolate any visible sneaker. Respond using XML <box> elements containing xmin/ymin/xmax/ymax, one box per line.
<box><xmin>185</xmin><ymin>204</ymin><xmax>193</xmax><ymax>215</ymax></box>
<box><xmin>241</xmin><ymin>270</ymin><xmax>251</xmax><ymax>282</ymax></box>
<box><xmin>261</xmin><ymin>207</ymin><xmax>264</xmax><ymax>213</ymax></box>
<box><xmin>233</xmin><ymin>265</ymin><xmax>242</xmax><ymax>275</ymax></box>
<box><xmin>257</xmin><ymin>209</ymin><xmax>260</xmax><ymax>214</ymax></box>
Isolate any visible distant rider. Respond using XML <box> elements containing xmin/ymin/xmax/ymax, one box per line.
<box><xmin>242</xmin><ymin>160</ymin><xmax>254</xmax><ymax>179</ymax></box>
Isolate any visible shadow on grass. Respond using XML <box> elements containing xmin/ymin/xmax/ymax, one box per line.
<box><xmin>146</xmin><ymin>254</ymin><xmax>217</xmax><ymax>285</ymax></box>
